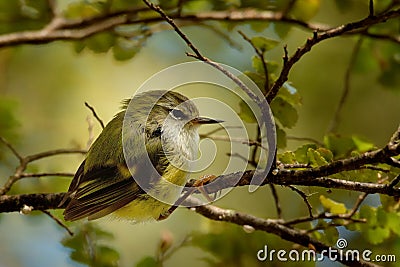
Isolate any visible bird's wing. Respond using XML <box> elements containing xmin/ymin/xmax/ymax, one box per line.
<box><xmin>63</xmin><ymin>162</ymin><xmax>146</xmax><ymax>221</ymax></box>
<box><xmin>61</xmin><ymin>108</ymin><xmax>168</xmax><ymax>221</ymax></box>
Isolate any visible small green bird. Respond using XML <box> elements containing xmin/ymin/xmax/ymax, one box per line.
<box><xmin>62</xmin><ymin>90</ymin><xmax>221</xmax><ymax>222</ymax></box>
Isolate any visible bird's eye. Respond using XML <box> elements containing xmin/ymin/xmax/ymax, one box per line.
<box><xmin>171</xmin><ymin>109</ymin><xmax>186</xmax><ymax>120</ymax></box>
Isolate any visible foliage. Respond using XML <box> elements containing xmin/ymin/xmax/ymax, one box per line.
<box><xmin>62</xmin><ymin>223</ymin><xmax>120</xmax><ymax>267</ymax></box>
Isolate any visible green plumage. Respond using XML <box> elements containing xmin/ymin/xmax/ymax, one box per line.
<box><xmin>61</xmin><ymin>90</ymin><xmax>220</xmax><ymax>222</ymax></box>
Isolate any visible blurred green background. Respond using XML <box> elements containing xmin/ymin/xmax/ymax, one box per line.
<box><xmin>0</xmin><ymin>0</ymin><xmax>399</xmax><ymax>267</ymax></box>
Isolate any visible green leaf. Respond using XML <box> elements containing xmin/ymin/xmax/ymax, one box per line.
<box><xmin>365</xmin><ymin>226</ymin><xmax>390</xmax><ymax>245</ymax></box>
<box><xmin>270</xmin><ymin>96</ymin><xmax>298</xmax><ymax>129</ymax></box>
<box><xmin>64</xmin><ymin>2</ymin><xmax>103</xmax><ymax>19</ymax></box>
<box><xmin>0</xmin><ymin>98</ymin><xmax>20</xmax><ymax>148</ymax></box>
<box><xmin>294</xmin><ymin>143</ymin><xmax>318</xmax><ymax>164</ymax></box>
<box><xmin>333</xmin><ymin>0</ymin><xmax>353</xmax><ymax>13</ymax></box>
<box><xmin>289</xmin><ymin>0</ymin><xmax>320</xmax><ymax>21</ymax></box>
<box><xmin>376</xmin><ymin>206</ymin><xmax>388</xmax><ymax>227</ymax></box>
<box><xmin>159</xmin><ymin>0</ymin><xmax>179</xmax><ymax>9</ymax></box>
<box><xmin>20</xmin><ymin>4</ymin><xmax>40</xmax><ymax>19</ymax></box>
<box><xmin>190</xmin><ymin>223</ymin><xmax>270</xmax><ymax>266</ymax></box>
<box><xmin>380</xmin><ymin>194</ymin><xmax>400</xmax><ymax>212</ymax></box>
<box><xmin>324</xmin><ymin>134</ymin><xmax>356</xmax><ymax>158</ymax></box>
<box><xmin>136</xmin><ymin>257</ymin><xmax>158</xmax><ymax>267</ymax></box>
<box><xmin>97</xmin><ymin>246</ymin><xmax>119</xmax><ymax>267</ymax></box>
<box><xmin>324</xmin><ymin>227</ymin><xmax>339</xmax><ymax>246</ymax></box>
<box><xmin>62</xmin><ymin>223</ymin><xmax>119</xmax><ymax>267</ymax></box>
<box><xmin>85</xmin><ymin>32</ymin><xmax>116</xmax><ymax>53</ymax></box>
<box><xmin>113</xmin><ymin>38</ymin><xmax>140</xmax><ymax>61</ymax></box>
<box><xmin>319</xmin><ymin>195</ymin><xmax>347</xmax><ymax>214</ymax></box>
<box><xmin>378</xmin><ymin>54</ymin><xmax>400</xmax><ymax>90</ymax></box>
<box><xmin>250</xmin><ymin>36</ymin><xmax>279</xmax><ymax>52</ymax></box>
<box><xmin>251</xmin><ymin>55</ymin><xmax>265</xmax><ymax>74</ymax></box>
<box><xmin>240</xmin><ymin>0</ymin><xmax>285</xmax><ymax>10</ymax></box>
<box><xmin>249</xmin><ymin>21</ymin><xmax>270</xmax><ymax>33</ymax></box>
<box><xmin>316</xmin><ymin>148</ymin><xmax>333</xmax><ymax>162</ymax></box>
<box><xmin>278</xmin><ymin>151</ymin><xmax>296</xmax><ymax>164</ymax></box>
<box><xmin>276</xmin><ymin>123</ymin><xmax>287</xmax><ymax>149</ymax></box>
<box><xmin>73</xmin><ymin>41</ymin><xmax>86</xmax><ymax>53</ymax></box>
<box><xmin>279</xmin><ymin>83</ymin><xmax>302</xmax><ymax>107</ymax></box>
<box><xmin>352</xmin><ymin>136</ymin><xmax>375</xmax><ymax>152</ymax></box>
<box><xmin>110</xmin><ymin>0</ymin><xmax>144</xmax><ymax>12</ymax></box>
<box><xmin>307</xmin><ymin>148</ymin><xmax>329</xmax><ymax>167</ymax></box>
<box><xmin>359</xmin><ymin>205</ymin><xmax>377</xmax><ymax>226</ymax></box>
<box><xmin>244</xmin><ymin>71</ymin><xmax>265</xmax><ymax>91</ymax></box>
<box><xmin>273</xmin><ymin>23</ymin><xmax>292</xmax><ymax>39</ymax></box>
<box><xmin>386</xmin><ymin>212</ymin><xmax>400</xmax><ymax>236</ymax></box>
<box><xmin>20</xmin><ymin>0</ymin><xmax>50</xmax><ymax>20</ymax></box>
<box><xmin>373</xmin><ymin>0</ymin><xmax>394</xmax><ymax>13</ymax></box>
<box><xmin>238</xmin><ymin>100</ymin><xmax>256</xmax><ymax>123</ymax></box>
<box><xmin>354</xmin><ymin>39</ymin><xmax>379</xmax><ymax>73</ymax></box>
<box><xmin>344</xmin><ymin>220</ymin><xmax>361</xmax><ymax>231</ymax></box>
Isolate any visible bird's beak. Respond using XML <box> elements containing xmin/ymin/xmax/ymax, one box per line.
<box><xmin>191</xmin><ymin>117</ymin><xmax>223</xmax><ymax>125</ymax></box>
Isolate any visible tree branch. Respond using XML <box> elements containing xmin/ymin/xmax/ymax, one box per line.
<box><xmin>0</xmin><ymin>8</ymin><xmax>398</xmax><ymax>49</ymax></box>
<box><xmin>327</xmin><ymin>37</ymin><xmax>363</xmax><ymax>133</ymax></box>
<box><xmin>186</xmin><ymin>126</ymin><xmax>400</xmax><ymax>196</ymax></box>
<box><xmin>0</xmin><ymin>147</ymin><xmax>86</xmax><ymax>195</ymax></box>
<box><xmin>266</xmin><ymin>8</ymin><xmax>400</xmax><ymax>102</ymax></box>
<box><xmin>184</xmin><ymin>197</ymin><xmax>377</xmax><ymax>267</ymax></box>
<box><xmin>0</xmin><ymin>193</ymin><xmax>65</xmax><ymax>213</ymax></box>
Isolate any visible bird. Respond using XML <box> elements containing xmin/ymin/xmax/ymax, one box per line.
<box><xmin>61</xmin><ymin>90</ymin><xmax>221</xmax><ymax>222</ymax></box>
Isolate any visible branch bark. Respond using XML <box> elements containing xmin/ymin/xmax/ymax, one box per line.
<box><xmin>0</xmin><ymin>8</ymin><xmax>398</xmax><ymax>49</ymax></box>
<box><xmin>185</xmin><ymin>197</ymin><xmax>378</xmax><ymax>267</ymax></box>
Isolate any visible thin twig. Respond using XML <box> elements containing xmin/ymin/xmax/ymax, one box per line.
<box><xmin>143</xmin><ymin>0</ymin><xmax>264</xmax><ymax>108</ymax></box>
<box><xmin>199</xmin><ymin>22</ymin><xmax>242</xmax><ymax>50</ymax></box>
<box><xmin>0</xmin><ymin>147</ymin><xmax>86</xmax><ymax>195</ymax></box>
<box><xmin>306</xmin><ymin>223</ymin><xmax>348</xmax><ymax>233</ymax></box>
<box><xmin>238</xmin><ymin>30</ymin><xmax>270</xmax><ymax>93</ymax></box>
<box><xmin>269</xmin><ymin>184</ymin><xmax>282</xmax><ymax>218</ymax></box>
<box><xmin>286</xmin><ymin>135</ymin><xmax>324</xmax><ymax>146</ymax></box>
<box><xmin>176</xmin><ymin>0</ymin><xmax>185</xmax><ymax>16</ymax></box>
<box><xmin>389</xmin><ymin>174</ymin><xmax>400</xmax><ymax>188</ymax></box>
<box><xmin>287</xmin><ymin>185</ymin><xmax>313</xmax><ymax>217</ymax></box>
<box><xmin>328</xmin><ymin>37</ymin><xmax>363</xmax><ymax>133</ymax></box>
<box><xmin>200</xmin><ymin>125</ymin><xmax>241</xmax><ymax>137</ymax></box>
<box><xmin>282</xmin><ymin>0</ymin><xmax>298</xmax><ymax>17</ymax></box>
<box><xmin>143</xmin><ymin>0</ymin><xmax>203</xmax><ymax>59</ymax></box>
<box><xmin>226</xmin><ymin>152</ymin><xmax>256</xmax><ymax>165</ymax></box>
<box><xmin>267</xmin><ymin>8</ymin><xmax>400</xmax><ymax>102</ymax></box>
<box><xmin>26</xmin><ymin>148</ymin><xmax>87</xmax><ymax>163</ymax></box>
<box><xmin>250</xmin><ymin>119</ymin><xmax>262</xmax><ymax>167</ymax></box>
<box><xmin>362</xmin><ymin>165</ymin><xmax>390</xmax><ymax>172</ymax></box>
<box><xmin>281</xmin><ymin>163</ymin><xmax>310</xmax><ymax>169</ymax></box>
<box><xmin>348</xmin><ymin>193</ymin><xmax>368</xmax><ymax>217</ymax></box>
<box><xmin>184</xmin><ymin>197</ymin><xmax>374</xmax><ymax>267</ymax></box>
<box><xmin>387</xmin><ymin>157</ymin><xmax>400</xmax><ymax>168</ymax></box>
<box><xmin>19</xmin><ymin>172</ymin><xmax>74</xmax><ymax>178</ymax></box>
<box><xmin>46</xmin><ymin>0</ymin><xmax>58</xmax><ymax>16</ymax></box>
<box><xmin>0</xmin><ymin>136</ymin><xmax>23</xmax><ymax>161</ymax></box>
<box><xmin>41</xmin><ymin>210</ymin><xmax>74</xmax><ymax>236</ymax></box>
<box><xmin>369</xmin><ymin>0</ymin><xmax>374</xmax><ymax>17</ymax></box>
<box><xmin>86</xmin><ymin>116</ymin><xmax>95</xmax><ymax>149</ymax></box>
<box><xmin>284</xmin><ymin>212</ymin><xmax>367</xmax><ymax>226</ymax></box>
<box><xmin>85</xmin><ymin>102</ymin><xmax>105</xmax><ymax>129</ymax></box>
<box><xmin>200</xmin><ymin>134</ymin><xmax>267</xmax><ymax>149</ymax></box>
